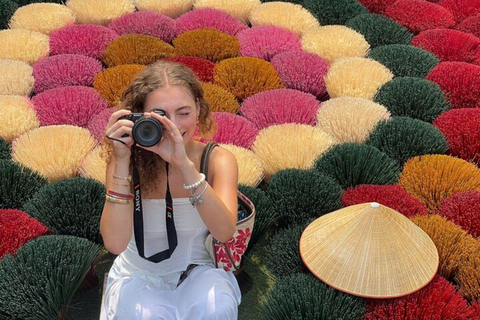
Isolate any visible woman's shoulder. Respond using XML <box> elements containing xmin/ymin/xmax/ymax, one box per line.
<box><xmin>197</xmin><ymin>143</ymin><xmax>238</xmax><ymax>181</ymax></box>
<box><xmin>193</xmin><ymin>142</ymin><xmax>236</xmax><ymax>162</ymax></box>
<box><xmin>210</xmin><ymin>144</ymin><xmax>237</xmax><ymax>166</ymax></box>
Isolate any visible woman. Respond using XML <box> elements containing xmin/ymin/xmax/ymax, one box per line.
<box><xmin>100</xmin><ymin>61</ymin><xmax>241</xmax><ymax>319</ymax></box>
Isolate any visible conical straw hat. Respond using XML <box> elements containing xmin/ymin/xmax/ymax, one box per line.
<box><xmin>300</xmin><ymin>202</ymin><xmax>439</xmax><ymax>298</ymax></box>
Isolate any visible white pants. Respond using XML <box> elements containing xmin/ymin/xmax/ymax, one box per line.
<box><xmin>101</xmin><ymin>265</ymin><xmax>241</xmax><ymax>320</ymax></box>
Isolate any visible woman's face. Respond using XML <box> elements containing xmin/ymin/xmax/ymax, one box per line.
<box><xmin>143</xmin><ymin>85</ymin><xmax>200</xmax><ymax>145</ymax></box>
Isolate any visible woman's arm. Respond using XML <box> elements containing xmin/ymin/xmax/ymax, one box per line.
<box><xmin>138</xmin><ymin>112</ymin><xmax>238</xmax><ymax>242</ymax></box>
<box><xmin>100</xmin><ymin>157</ymin><xmax>134</xmax><ymax>254</ymax></box>
<box><xmin>100</xmin><ymin>109</ymin><xmax>135</xmax><ymax>255</ymax></box>
<box><xmin>179</xmin><ymin>147</ymin><xmax>238</xmax><ymax>243</ymax></box>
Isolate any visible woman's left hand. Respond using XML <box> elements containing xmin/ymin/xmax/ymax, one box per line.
<box><xmin>137</xmin><ymin>112</ymin><xmax>189</xmax><ymax>168</ymax></box>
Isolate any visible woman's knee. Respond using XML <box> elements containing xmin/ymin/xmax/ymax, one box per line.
<box><xmin>208</xmin><ymin>283</ymin><xmax>239</xmax><ymax>320</ymax></box>
<box><xmin>203</xmin><ymin>298</ymin><xmax>238</xmax><ymax>320</ymax></box>
<box><xmin>115</xmin><ymin>286</ymin><xmax>175</xmax><ymax>320</ymax></box>
<box><xmin>179</xmin><ymin>267</ymin><xmax>240</xmax><ymax>319</ymax></box>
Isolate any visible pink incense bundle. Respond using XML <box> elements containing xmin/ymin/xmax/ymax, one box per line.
<box><xmin>33</xmin><ymin>54</ymin><xmax>102</xmax><ymax>93</ymax></box>
<box><xmin>108</xmin><ymin>11</ymin><xmax>177</xmax><ymax>43</ymax></box>
<box><xmin>87</xmin><ymin>107</ymin><xmax>117</xmax><ymax>142</ymax></box>
<box><xmin>241</xmin><ymin>89</ymin><xmax>319</xmax><ymax>129</ymax></box>
<box><xmin>31</xmin><ymin>86</ymin><xmax>108</xmax><ymax>127</ymax></box>
<box><xmin>49</xmin><ymin>24</ymin><xmax>119</xmax><ymax>59</ymax></box>
<box><xmin>237</xmin><ymin>25</ymin><xmax>302</xmax><ymax>61</ymax></box>
<box><xmin>197</xmin><ymin>112</ymin><xmax>259</xmax><ymax>149</ymax></box>
<box><xmin>271</xmin><ymin>50</ymin><xmax>329</xmax><ymax>99</ymax></box>
<box><xmin>176</xmin><ymin>8</ymin><xmax>247</xmax><ymax>36</ymax></box>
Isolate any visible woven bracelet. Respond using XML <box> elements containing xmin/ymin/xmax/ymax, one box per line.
<box><xmin>108</xmin><ymin>190</ymin><xmax>134</xmax><ymax>200</ymax></box>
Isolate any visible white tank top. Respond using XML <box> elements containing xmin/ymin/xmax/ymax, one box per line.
<box><xmin>112</xmin><ymin>198</ymin><xmax>214</xmax><ymax>289</ymax></box>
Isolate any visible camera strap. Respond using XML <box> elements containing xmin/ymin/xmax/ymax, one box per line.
<box><xmin>132</xmin><ymin>147</ymin><xmax>177</xmax><ymax>263</ymax></box>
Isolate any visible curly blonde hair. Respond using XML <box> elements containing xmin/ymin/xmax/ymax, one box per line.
<box><xmin>105</xmin><ymin>61</ymin><xmax>215</xmax><ymax>193</ymax></box>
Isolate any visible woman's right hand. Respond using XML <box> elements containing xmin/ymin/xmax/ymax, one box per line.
<box><xmin>105</xmin><ymin>109</ymin><xmax>134</xmax><ymax>160</ymax></box>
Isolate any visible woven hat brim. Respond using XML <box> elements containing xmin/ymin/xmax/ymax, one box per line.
<box><xmin>300</xmin><ymin>203</ymin><xmax>439</xmax><ymax>298</ymax></box>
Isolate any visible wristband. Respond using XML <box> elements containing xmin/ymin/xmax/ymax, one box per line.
<box><xmin>108</xmin><ymin>190</ymin><xmax>134</xmax><ymax>200</ymax></box>
<box><xmin>105</xmin><ymin>194</ymin><xmax>131</xmax><ymax>204</ymax></box>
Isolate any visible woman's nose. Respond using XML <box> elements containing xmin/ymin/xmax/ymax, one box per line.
<box><xmin>168</xmin><ymin>116</ymin><xmax>181</xmax><ymax>129</ymax></box>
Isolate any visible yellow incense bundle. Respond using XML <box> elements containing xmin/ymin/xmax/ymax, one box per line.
<box><xmin>0</xmin><ymin>95</ymin><xmax>39</xmax><ymax>142</ymax></box>
<box><xmin>135</xmin><ymin>0</ymin><xmax>194</xmax><ymax>18</ymax></box>
<box><xmin>66</xmin><ymin>0</ymin><xmax>135</xmax><ymax>25</ymax></box>
<box><xmin>79</xmin><ymin>144</ymin><xmax>109</xmax><ymax>185</ymax></box>
<box><xmin>325</xmin><ymin>57</ymin><xmax>393</xmax><ymax>100</ymax></box>
<box><xmin>9</xmin><ymin>3</ymin><xmax>75</xmax><ymax>35</ymax></box>
<box><xmin>302</xmin><ymin>25</ymin><xmax>370</xmax><ymax>63</ymax></box>
<box><xmin>195</xmin><ymin>0</ymin><xmax>260</xmax><ymax>23</ymax></box>
<box><xmin>252</xmin><ymin>123</ymin><xmax>335</xmax><ymax>179</ymax></box>
<box><xmin>12</xmin><ymin>125</ymin><xmax>96</xmax><ymax>182</ymax></box>
<box><xmin>316</xmin><ymin>97</ymin><xmax>390</xmax><ymax>143</ymax></box>
<box><xmin>0</xmin><ymin>29</ymin><xmax>49</xmax><ymax>65</ymax></box>
<box><xmin>249</xmin><ymin>2</ymin><xmax>319</xmax><ymax>36</ymax></box>
<box><xmin>0</xmin><ymin>60</ymin><xmax>34</xmax><ymax>96</ymax></box>
<box><xmin>220</xmin><ymin>143</ymin><xmax>264</xmax><ymax>187</ymax></box>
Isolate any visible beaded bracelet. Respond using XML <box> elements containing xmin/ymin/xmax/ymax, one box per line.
<box><xmin>112</xmin><ymin>181</ymin><xmax>130</xmax><ymax>188</ymax></box>
<box><xmin>183</xmin><ymin>173</ymin><xmax>206</xmax><ymax>190</ymax></box>
<box><xmin>105</xmin><ymin>194</ymin><xmax>131</xmax><ymax>204</ymax></box>
<box><xmin>113</xmin><ymin>174</ymin><xmax>132</xmax><ymax>183</ymax></box>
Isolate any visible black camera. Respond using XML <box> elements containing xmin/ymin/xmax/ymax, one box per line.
<box><xmin>120</xmin><ymin>110</ymin><xmax>165</xmax><ymax>147</ymax></box>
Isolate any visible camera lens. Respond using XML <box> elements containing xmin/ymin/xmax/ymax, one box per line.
<box><xmin>132</xmin><ymin>118</ymin><xmax>163</xmax><ymax>147</ymax></box>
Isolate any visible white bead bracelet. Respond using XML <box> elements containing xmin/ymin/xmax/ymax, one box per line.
<box><xmin>183</xmin><ymin>173</ymin><xmax>206</xmax><ymax>190</ymax></box>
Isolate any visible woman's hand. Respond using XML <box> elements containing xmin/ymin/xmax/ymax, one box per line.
<box><xmin>137</xmin><ymin>112</ymin><xmax>190</xmax><ymax>169</ymax></box>
<box><xmin>105</xmin><ymin>109</ymin><xmax>134</xmax><ymax>160</ymax></box>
